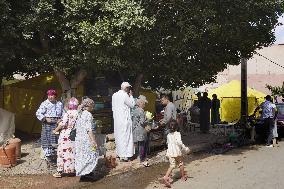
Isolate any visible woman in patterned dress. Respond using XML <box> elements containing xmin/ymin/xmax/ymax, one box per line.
<box><xmin>75</xmin><ymin>97</ymin><xmax>99</xmax><ymax>181</ymax></box>
<box><xmin>36</xmin><ymin>89</ymin><xmax>63</xmax><ymax>167</ymax></box>
<box><xmin>53</xmin><ymin>97</ymin><xmax>79</xmax><ymax>178</ymax></box>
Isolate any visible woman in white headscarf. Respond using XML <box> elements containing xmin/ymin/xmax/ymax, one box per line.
<box><xmin>74</xmin><ymin>98</ymin><xmax>98</xmax><ymax>181</ymax></box>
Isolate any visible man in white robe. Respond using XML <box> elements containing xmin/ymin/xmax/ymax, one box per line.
<box><xmin>112</xmin><ymin>82</ymin><xmax>135</xmax><ymax>161</ymax></box>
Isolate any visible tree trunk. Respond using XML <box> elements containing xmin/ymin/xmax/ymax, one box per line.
<box><xmin>54</xmin><ymin>68</ymin><xmax>88</xmax><ymax>99</ymax></box>
<box><xmin>54</xmin><ymin>69</ymin><xmax>71</xmax><ymax>98</ymax></box>
<box><xmin>70</xmin><ymin>68</ymin><xmax>87</xmax><ymax>96</ymax></box>
<box><xmin>133</xmin><ymin>73</ymin><xmax>143</xmax><ymax>97</ymax></box>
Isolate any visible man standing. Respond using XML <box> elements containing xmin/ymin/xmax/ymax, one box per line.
<box><xmin>254</xmin><ymin>95</ymin><xmax>277</xmax><ymax>147</ymax></box>
<box><xmin>211</xmin><ymin>94</ymin><xmax>220</xmax><ymax>125</ymax></box>
<box><xmin>112</xmin><ymin>82</ymin><xmax>135</xmax><ymax>161</ymax></box>
<box><xmin>36</xmin><ymin>89</ymin><xmax>63</xmax><ymax>167</ymax></box>
<box><xmin>198</xmin><ymin>92</ymin><xmax>211</xmax><ymax>133</ymax></box>
<box><xmin>159</xmin><ymin>94</ymin><xmax>177</xmax><ymax>129</ymax></box>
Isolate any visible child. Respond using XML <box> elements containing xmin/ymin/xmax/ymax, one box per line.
<box><xmin>161</xmin><ymin>120</ymin><xmax>190</xmax><ymax>187</ymax></box>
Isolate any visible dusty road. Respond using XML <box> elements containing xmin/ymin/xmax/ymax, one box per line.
<box><xmin>71</xmin><ymin>142</ymin><xmax>284</xmax><ymax>189</ymax></box>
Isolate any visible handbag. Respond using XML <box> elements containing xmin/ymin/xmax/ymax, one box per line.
<box><xmin>68</xmin><ymin>112</ymin><xmax>80</xmax><ymax>141</ymax></box>
<box><xmin>69</xmin><ymin>128</ymin><xmax>76</xmax><ymax>141</ymax></box>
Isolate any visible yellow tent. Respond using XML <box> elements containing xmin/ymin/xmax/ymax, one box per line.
<box><xmin>208</xmin><ymin>80</ymin><xmax>266</xmax><ymax>123</ymax></box>
<box><xmin>0</xmin><ymin>74</ymin><xmax>83</xmax><ymax>135</ymax></box>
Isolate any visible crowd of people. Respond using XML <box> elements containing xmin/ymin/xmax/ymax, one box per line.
<box><xmin>35</xmin><ymin>83</ymin><xmax>190</xmax><ymax>186</ymax></box>
<box><xmin>189</xmin><ymin>92</ymin><xmax>221</xmax><ymax>133</ymax></box>
<box><xmin>35</xmin><ymin>83</ymin><xmax>280</xmax><ymax>186</ymax></box>
<box><xmin>36</xmin><ymin>90</ymin><xmax>98</xmax><ymax>181</ymax></box>
<box><xmin>112</xmin><ymin>82</ymin><xmax>189</xmax><ymax>187</ymax></box>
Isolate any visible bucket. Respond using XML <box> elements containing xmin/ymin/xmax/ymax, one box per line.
<box><xmin>0</xmin><ymin>144</ymin><xmax>17</xmax><ymax>168</ymax></box>
<box><xmin>8</xmin><ymin>138</ymin><xmax>21</xmax><ymax>160</ymax></box>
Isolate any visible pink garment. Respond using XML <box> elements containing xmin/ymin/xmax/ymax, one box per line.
<box><xmin>57</xmin><ymin>110</ymin><xmax>78</xmax><ymax>173</ymax></box>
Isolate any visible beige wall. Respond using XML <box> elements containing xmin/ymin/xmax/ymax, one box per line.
<box><xmin>202</xmin><ymin>45</ymin><xmax>284</xmax><ymax>94</ymax></box>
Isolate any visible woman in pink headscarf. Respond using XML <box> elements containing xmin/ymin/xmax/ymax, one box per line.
<box><xmin>52</xmin><ymin>97</ymin><xmax>79</xmax><ymax>178</ymax></box>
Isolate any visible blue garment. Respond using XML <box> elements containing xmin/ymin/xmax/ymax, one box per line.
<box><xmin>260</xmin><ymin>100</ymin><xmax>276</xmax><ymax>119</ymax></box>
<box><xmin>36</xmin><ymin>99</ymin><xmax>63</xmax><ymax>157</ymax></box>
<box><xmin>36</xmin><ymin>99</ymin><xmax>63</xmax><ymax>121</ymax></box>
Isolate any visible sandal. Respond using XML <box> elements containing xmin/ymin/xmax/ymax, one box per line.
<box><xmin>53</xmin><ymin>172</ymin><xmax>62</xmax><ymax>178</ymax></box>
<box><xmin>158</xmin><ymin>176</ymin><xmax>171</xmax><ymax>188</ymax></box>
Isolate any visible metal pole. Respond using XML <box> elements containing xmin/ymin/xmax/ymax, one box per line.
<box><xmin>241</xmin><ymin>58</ymin><xmax>248</xmax><ymax>128</ymax></box>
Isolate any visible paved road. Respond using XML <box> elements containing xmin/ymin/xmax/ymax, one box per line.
<box><xmin>145</xmin><ymin>143</ymin><xmax>284</xmax><ymax>189</ymax></box>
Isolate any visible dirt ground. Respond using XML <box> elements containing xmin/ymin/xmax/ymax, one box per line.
<box><xmin>0</xmin><ymin>128</ymin><xmax>230</xmax><ymax>189</ymax></box>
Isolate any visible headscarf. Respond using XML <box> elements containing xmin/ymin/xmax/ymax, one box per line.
<box><xmin>68</xmin><ymin>97</ymin><xmax>79</xmax><ymax>110</ymax></box>
<box><xmin>79</xmin><ymin>97</ymin><xmax>95</xmax><ymax>111</ymax></box>
<box><xmin>47</xmin><ymin>89</ymin><xmax>57</xmax><ymax>96</ymax></box>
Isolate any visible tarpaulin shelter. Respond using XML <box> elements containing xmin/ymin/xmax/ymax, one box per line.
<box><xmin>0</xmin><ymin>73</ymin><xmax>83</xmax><ymax>135</ymax></box>
<box><xmin>0</xmin><ymin>74</ymin><xmax>158</xmax><ymax>135</ymax></box>
<box><xmin>208</xmin><ymin>80</ymin><xmax>266</xmax><ymax>123</ymax></box>
<box><xmin>0</xmin><ymin>108</ymin><xmax>15</xmax><ymax>144</ymax></box>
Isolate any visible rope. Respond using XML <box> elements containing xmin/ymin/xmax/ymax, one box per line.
<box><xmin>255</xmin><ymin>52</ymin><xmax>284</xmax><ymax>69</ymax></box>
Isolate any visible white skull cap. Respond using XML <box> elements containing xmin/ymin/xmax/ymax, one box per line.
<box><xmin>121</xmin><ymin>82</ymin><xmax>131</xmax><ymax>89</ymax></box>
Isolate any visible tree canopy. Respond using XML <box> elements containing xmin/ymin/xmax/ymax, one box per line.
<box><xmin>1</xmin><ymin>0</ymin><xmax>284</xmax><ymax>92</ymax></box>
<box><xmin>116</xmin><ymin>0</ymin><xmax>284</xmax><ymax>90</ymax></box>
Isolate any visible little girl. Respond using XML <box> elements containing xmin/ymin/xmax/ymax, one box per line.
<box><xmin>161</xmin><ymin>120</ymin><xmax>190</xmax><ymax>187</ymax></box>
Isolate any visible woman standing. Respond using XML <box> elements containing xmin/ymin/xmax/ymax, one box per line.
<box><xmin>75</xmin><ymin>98</ymin><xmax>99</xmax><ymax>181</ymax></box>
<box><xmin>52</xmin><ymin>97</ymin><xmax>79</xmax><ymax>178</ymax></box>
<box><xmin>132</xmin><ymin>95</ymin><xmax>149</xmax><ymax>166</ymax></box>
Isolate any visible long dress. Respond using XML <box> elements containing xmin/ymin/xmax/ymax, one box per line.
<box><xmin>112</xmin><ymin>90</ymin><xmax>135</xmax><ymax>158</ymax></box>
<box><xmin>75</xmin><ymin>110</ymin><xmax>99</xmax><ymax>176</ymax></box>
<box><xmin>56</xmin><ymin>110</ymin><xmax>78</xmax><ymax>173</ymax></box>
<box><xmin>198</xmin><ymin>97</ymin><xmax>211</xmax><ymax>133</ymax></box>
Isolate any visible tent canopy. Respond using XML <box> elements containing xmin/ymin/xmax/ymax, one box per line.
<box><xmin>208</xmin><ymin>80</ymin><xmax>266</xmax><ymax>98</ymax></box>
<box><xmin>208</xmin><ymin>80</ymin><xmax>266</xmax><ymax>123</ymax></box>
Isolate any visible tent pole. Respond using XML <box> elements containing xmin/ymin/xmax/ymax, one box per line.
<box><xmin>241</xmin><ymin>58</ymin><xmax>248</xmax><ymax>129</ymax></box>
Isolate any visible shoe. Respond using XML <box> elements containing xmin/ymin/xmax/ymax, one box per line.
<box><xmin>53</xmin><ymin>172</ymin><xmax>62</xmax><ymax>178</ymax></box>
<box><xmin>120</xmin><ymin>157</ymin><xmax>129</xmax><ymax>162</ymax></box>
<box><xmin>142</xmin><ymin>161</ymin><xmax>150</xmax><ymax>167</ymax></box>
<box><xmin>266</xmin><ymin>144</ymin><xmax>273</xmax><ymax>148</ymax></box>
<box><xmin>79</xmin><ymin>173</ymin><xmax>95</xmax><ymax>182</ymax></box>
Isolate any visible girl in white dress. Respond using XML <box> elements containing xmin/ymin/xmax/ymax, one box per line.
<box><xmin>161</xmin><ymin>120</ymin><xmax>190</xmax><ymax>187</ymax></box>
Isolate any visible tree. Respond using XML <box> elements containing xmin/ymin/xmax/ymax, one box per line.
<box><xmin>3</xmin><ymin>0</ymin><xmax>153</xmax><ymax>96</ymax></box>
<box><xmin>266</xmin><ymin>83</ymin><xmax>284</xmax><ymax>96</ymax></box>
<box><xmin>114</xmin><ymin>0</ymin><xmax>284</xmax><ymax>93</ymax></box>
